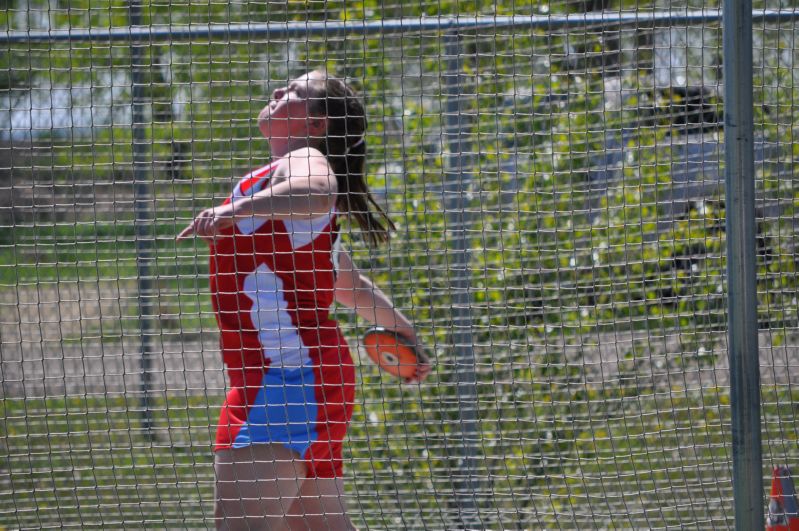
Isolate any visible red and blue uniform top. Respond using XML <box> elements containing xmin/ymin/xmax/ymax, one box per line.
<box><xmin>208</xmin><ymin>161</ymin><xmax>355</xmax><ymax>478</ymax></box>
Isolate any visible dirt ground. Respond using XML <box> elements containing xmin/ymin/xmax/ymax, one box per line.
<box><xmin>1</xmin><ymin>283</ymin><xmax>798</xmax><ymax>399</ymax></box>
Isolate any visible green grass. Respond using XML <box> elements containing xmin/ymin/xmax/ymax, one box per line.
<box><xmin>4</xmin><ymin>384</ymin><xmax>792</xmax><ymax>529</ymax></box>
<box><xmin>0</xmin><ymin>395</ymin><xmax>219</xmax><ymax>529</ymax></box>
<box><xmin>0</xmin><ymin>219</ymin><xmax>201</xmax><ymax>285</ymax></box>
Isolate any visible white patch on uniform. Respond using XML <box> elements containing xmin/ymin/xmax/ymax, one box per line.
<box><xmin>235</xmin><ymin>215</ymin><xmax>269</xmax><ymax>235</ymax></box>
<box><xmin>242</xmin><ymin>263</ymin><xmax>311</xmax><ymax>368</ymax></box>
<box><xmin>282</xmin><ymin>213</ymin><xmax>333</xmax><ymax>249</ymax></box>
<box><xmin>331</xmin><ymin>236</ymin><xmax>342</xmax><ymax>274</ymax></box>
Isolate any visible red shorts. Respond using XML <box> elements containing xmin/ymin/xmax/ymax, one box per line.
<box><xmin>214</xmin><ymin>351</ymin><xmax>356</xmax><ymax>479</ymax></box>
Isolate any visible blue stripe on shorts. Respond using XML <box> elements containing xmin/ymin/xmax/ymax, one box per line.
<box><xmin>232</xmin><ymin>365</ymin><xmax>319</xmax><ymax>456</ymax></box>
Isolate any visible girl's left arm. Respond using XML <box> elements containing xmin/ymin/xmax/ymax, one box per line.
<box><xmin>178</xmin><ymin>148</ymin><xmax>335</xmax><ymax>241</ymax></box>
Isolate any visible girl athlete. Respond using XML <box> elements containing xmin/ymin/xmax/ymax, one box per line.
<box><xmin>178</xmin><ymin>70</ymin><xmax>431</xmax><ymax>530</ymax></box>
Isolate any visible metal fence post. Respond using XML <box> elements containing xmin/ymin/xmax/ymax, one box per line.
<box><xmin>723</xmin><ymin>0</ymin><xmax>763</xmax><ymax>528</ymax></box>
<box><xmin>443</xmin><ymin>31</ymin><xmax>482</xmax><ymax>528</ymax></box>
<box><xmin>129</xmin><ymin>0</ymin><xmax>156</xmax><ymax>434</ymax></box>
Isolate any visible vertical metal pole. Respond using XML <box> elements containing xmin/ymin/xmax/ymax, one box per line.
<box><xmin>130</xmin><ymin>1</ymin><xmax>155</xmax><ymax>434</ymax></box>
<box><xmin>723</xmin><ymin>0</ymin><xmax>762</xmax><ymax>528</ymax></box>
<box><xmin>443</xmin><ymin>31</ymin><xmax>481</xmax><ymax>528</ymax></box>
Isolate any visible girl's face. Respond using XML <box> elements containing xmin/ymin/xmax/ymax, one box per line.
<box><xmin>258</xmin><ymin>72</ymin><xmax>326</xmax><ymax>144</ymax></box>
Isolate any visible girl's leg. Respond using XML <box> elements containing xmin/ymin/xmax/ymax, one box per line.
<box><xmin>215</xmin><ymin>443</ymin><xmax>307</xmax><ymax>531</ymax></box>
<box><xmin>286</xmin><ymin>477</ymin><xmax>356</xmax><ymax>531</ymax></box>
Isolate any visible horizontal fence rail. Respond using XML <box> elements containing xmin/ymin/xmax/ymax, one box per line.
<box><xmin>2</xmin><ymin>10</ymin><xmax>799</xmax><ymax>43</ymax></box>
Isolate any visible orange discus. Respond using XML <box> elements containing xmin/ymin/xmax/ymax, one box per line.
<box><xmin>362</xmin><ymin>327</ymin><xmax>419</xmax><ymax>379</ymax></box>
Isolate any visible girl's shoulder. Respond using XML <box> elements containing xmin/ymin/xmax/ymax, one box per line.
<box><xmin>272</xmin><ymin>147</ymin><xmax>335</xmax><ymax>183</ymax></box>
<box><xmin>287</xmin><ymin>146</ymin><xmax>327</xmax><ymax>159</ymax></box>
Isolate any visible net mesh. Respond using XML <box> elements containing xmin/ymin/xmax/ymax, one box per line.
<box><xmin>1</xmin><ymin>0</ymin><xmax>797</xmax><ymax>529</ymax></box>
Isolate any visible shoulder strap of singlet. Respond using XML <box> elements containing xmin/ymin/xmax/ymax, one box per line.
<box><xmin>234</xmin><ymin>161</ymin><xmax>279</xmax><ymax>198</ymax></box>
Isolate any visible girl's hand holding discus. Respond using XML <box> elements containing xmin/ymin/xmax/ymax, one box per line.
<box><xmin>395</xmin><ymin>329</ymin><xmax>433</xmax><ymax>384</ymax></box>
<box><xmin>407</xmin><ymin>347</ymin><xmax>433</xmax><ymax>384</ymax></box>
<box><xmin>362</xmin><ymin>326</ymin><xmax>433</xmax><ymax>384</ymax></box>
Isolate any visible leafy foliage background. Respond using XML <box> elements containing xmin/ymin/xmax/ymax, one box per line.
<box><xmin>1</xmin><ymin>0</ymin><xmax>799</xmax><ymax>528</ymax></box>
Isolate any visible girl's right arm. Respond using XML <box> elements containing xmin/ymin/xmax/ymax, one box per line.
<box><xmin>333</xmin><ymin>249</ymin><xmax>432</xmax><ymax>383</ymax></box>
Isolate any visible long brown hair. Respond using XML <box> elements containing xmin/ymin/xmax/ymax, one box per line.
<box><xmin>306</xmin><ymin>71</ymin><xmax>395</xmax><ymax>245</ymax></box>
